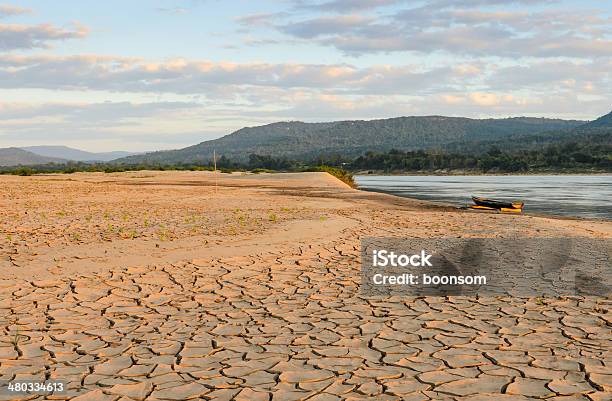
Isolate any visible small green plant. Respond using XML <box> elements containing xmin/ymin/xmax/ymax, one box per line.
<box><xmin>11</xmin><ymin>326</ymin><xmax>22</xmax><ymax>347</ymax></box>
<box><xmin>6</xmin><ymin>234</ymin><xmax>13</xmax><ymax>242</ymax></box>
<box><xmin>157</xmin><ymin>228</ymin><xmax>171</xmax><ymax>241</ymax></box>
<box><xmin>57</xmin><ymin>211</ymin><xmax>66</xmax><ymax>217</ymax></box>
<box><xmin>237</xmin><ymin>214</ymin><xmax>247</xmax><ymax>226</ymax></box>
<box><xmin>71</xmin><ymin>233</ymin><xmax>81</xmax><ymax>242</ymax></box>
<box><xmin>268</xmin><ymin>213</ymin><xmax>277</xmax><ymax>222</ymax></box>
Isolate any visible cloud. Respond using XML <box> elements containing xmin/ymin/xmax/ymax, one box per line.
<box><xmin>241</xmin><ymin>1</ymin><xmax>612</xmax><ymax>59</ymax></box>
<box><xmin>0</xmin><ymin>22</ymin><xmax>88</xmax><ymax>50</ymax></box>
<box><xmin>156</xmin><ymin>7</ymin><xmax>189</xmax><ymax>14</ymax></box>
<box><xmin>0</xmin><ymin>4</ymin><xmax>31</xmax><ymax>18</ymax></box>
<box><xmin>227</xmin><ymin>90</ymin><xmax>608</xmax><ymax>122</ymax></box>
<box><xmin>0</xmin><ymin>101</ymin><xmax>197</xmax><ymax>121</ymax></box>
<box><xmin>0</xmin><ymin>98</ymin><xmax>285</xmax><ymax>151</ymax></box>
<box><xmin>0</xmin><ymin>54</ymin><xmax>468</xmax><ymax>96</ymax></box>
<box><xmin>0</xmin><ymin>3</ymin><xmax>87</xmax><ymax>50</ymax></box>
<box><xmin>0</xmin><ymin>53</ymin><xmax>609</xmax><ymax>105</ymax></box>
<box><xmin>486</xmin><ymin>60</ymin><xmax>612</xmax><ymax>94</ymax></box>
<box><xmin>236</xmin><ymin>12</ymin><xmax>289</xmax><ymax>27</ymax></box>
<box><xmin>288</xmin><ymin>12</ymin><xmax>610</xmax><ymax>57</ymax></box>
<box><xmin>293</xmin><ymin>0</ymin><xmax>405</xmax><ymax>12</ymax></box>
<box><xmin>0</xmin><ymin>101</ymin><xmax>210</xmax><ymax>149</ymax></box>
<box><xmin>428</xmin><ymin>92</ymin><xmax>607</xmax><ymax>118</ymax></box>
<box><xmin>280</xmin><ymin>15</ymin><xmax>374</xmax><ymax>38</ymax></box>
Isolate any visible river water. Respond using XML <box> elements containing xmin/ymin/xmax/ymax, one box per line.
<box><xmin>355</xmin><ymin>175</ymin><xmax>612</xmax><ymax>220</ymax></box>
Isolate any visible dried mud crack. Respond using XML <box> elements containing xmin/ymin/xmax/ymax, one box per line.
<box><xmin>0</xmin><ymin>171</ymin><xmax>610</xmax><ymax>400</ymax></box>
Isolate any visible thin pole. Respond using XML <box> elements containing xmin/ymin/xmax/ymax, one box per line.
<box><xmin>213</xmin><ymin>149</ymin><xmax>217</xmax><ymax>194</ymax></box>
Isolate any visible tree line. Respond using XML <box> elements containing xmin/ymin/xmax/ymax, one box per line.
<box><xmin>2</xmin><ymin>138</ymin><xmax>609</xmax><ymax>177</ymax></box>
<box><xmin>349</xmin><ymin>141</ymin><xmax>610</xmax><ymax>173</ymax></box>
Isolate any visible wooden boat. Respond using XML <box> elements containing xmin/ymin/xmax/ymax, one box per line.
<box><xmin>472</xmin><ymin>196</ymin><xmax>523</xmax><ymax>209</ymax></box>
<box><xmin>471</xmin><ymin>196</ymin><xmax>524</xmax><ymax>212</ymax></box>
<box><xmin>469</xmin><ymin>205</ymin><xmax>522</xmax><ymax>213</ymax></box>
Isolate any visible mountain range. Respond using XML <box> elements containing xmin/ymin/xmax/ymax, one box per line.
<box><xmin>1</xmin><ymin>111</ymin><xmax>610</xmax><ymax>167</ymax></box>
<box><xmin>0</xmin><ymin>146</ymin><xmax>140</xmax><ymax>167</ymax></box>
<box><xmin>0</xmin><ymin>148</ymin><xmax>67</xmax><ymax>167</ymax></box>
<box><xmin>115</xmin><ymin>115</ymin><xmax>590</xmax><ymax>164</ymax></box>
<box><xmin>444</xmin><ymin>111</ymin><xmax>612</xmax><ymax>153</ymax></box>
<box><xmin>21</xmin><ymin>146</ymin><xmax>139</xmax><ymax>162</ymax></box>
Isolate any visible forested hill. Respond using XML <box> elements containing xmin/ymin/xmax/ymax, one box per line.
<box><xmin>443</xmin><ymin>109</ymin><xmax>612</xmax><ymax>154</ymax></box>
<box><xmin>581</xmin><ymin>110</ymin><xmax>612</xmax><ymax>129</ymax></box>
<box><xmin>115</xmin><ymin>116</ymin><xmax>584</xmax><ymax>164</ymax></box>
<box><xmin>0</xmin><ymin>148</ymin><xmax>67</xmax><ymax>167</ymax></box>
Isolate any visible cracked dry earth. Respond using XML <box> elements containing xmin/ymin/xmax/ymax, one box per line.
<box><xmin>0</xmin><ymin>171</ymin><xmax>611</xmax><ymax>401</ymax></box>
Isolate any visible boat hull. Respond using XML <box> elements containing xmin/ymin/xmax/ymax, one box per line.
<box><xmin>469</xmin><ymin>205</ymin><xmax>522</xmax><ymax>213</ymax></box>
<box><xmin>472</xmin><ymin>196</ymin><xmax>524</xmax><ymax>210</ymax></box>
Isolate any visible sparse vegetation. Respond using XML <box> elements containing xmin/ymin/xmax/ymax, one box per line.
<box><xmin>303</xmin><ymin>166</ymin><xmax>356</xmax><ymax>188</ymax></box>
<box><xmin>15</xmin><ymin>167</ymin><xmax>34</xmax><ymax>176</ymax></box>
<box><xmin>11</xmin><ymin>326</ymin><xmax>22</xmax><ymax>348</ymax></box>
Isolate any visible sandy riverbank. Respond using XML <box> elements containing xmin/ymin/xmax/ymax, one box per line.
<box><xmin>2</xmin><ymin>171</ymin><xmax>610</xmax><ymax>279</ymax></box>
<box><xmin>0</xmin><ymin>171</ymin><xmax>610</xmax><ymax>400</ymax></box>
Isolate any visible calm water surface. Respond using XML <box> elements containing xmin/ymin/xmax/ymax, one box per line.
<box><xmin>355</xmin><ymin>175</ymin><xmax>612</xmax><ymax>220</ymax></box>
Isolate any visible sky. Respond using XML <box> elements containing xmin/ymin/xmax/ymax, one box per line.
<box><xmin>0</xmin><ymin>0</ymin><xmax>611</xmax><ymax>152</ymax></box>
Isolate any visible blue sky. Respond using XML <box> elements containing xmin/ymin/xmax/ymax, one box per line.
<box><xmin>0</xmin><ymin>0</ymin><xmax>611</xmax><ymax>151</ymax></box>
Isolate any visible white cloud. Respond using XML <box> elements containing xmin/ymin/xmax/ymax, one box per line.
<box><xmin>0</xmin><ymin>22</ymin><xmax>88</xmax><ymax>50</ymax></box>
<box><xmin>293</xmin><ymin>0</ymin><xmax>406</xmax><ymax>12</ymax></box>
<box><xmin>243</xmin><ymin>1</ymin><xmax>612</xmax><ymax>59</ymax></box>
<box><xmin>486</xmin><ymin>60</ymin><xmax>612</xmax><ymax>95</ymax></box>
<box><xmin>0</xmin><ymin>54</ymin><xmax>466</xmax><ymax>95</ymax></box>
<box><xmin>0</xmin><ymin>4</ymin><xmax>31</xmax><ymax>18</ymax></box>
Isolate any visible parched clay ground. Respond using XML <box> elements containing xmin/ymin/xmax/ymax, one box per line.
<box><xmin>0</xmin><ymin>171</ymin><xmax>610</xmax><ymax>401</ymax></box>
